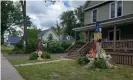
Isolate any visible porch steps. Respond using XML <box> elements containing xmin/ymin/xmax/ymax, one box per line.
<box><xmin>65</xmin><ymin>42</ymin><xmax>86</xmax><ymax>59</ymax></box>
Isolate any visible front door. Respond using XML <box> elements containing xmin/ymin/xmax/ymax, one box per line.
<box><xmin>108</xmin><ymin>30</ymin><xmax>120</xmax><ymax>41</ymax></box>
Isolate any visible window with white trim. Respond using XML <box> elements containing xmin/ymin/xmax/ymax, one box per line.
<box><xmin>117</xmin><ymin>1</ymin><xmax>122</xmax><ymax>17</ymax></box>
<box><xmin>92</xmin><ymin>9</ymin><xmax>97</xmax><ymax>22</ymax></box>
<box><xmin>110</xmin><ymin>2</ymin><xmax>115</xmax><ymax>18</ymax></box>
<box><xmin>110</xmin><ymin>1</ymin><xmax>123</xmax><ymax>18</ymax></box>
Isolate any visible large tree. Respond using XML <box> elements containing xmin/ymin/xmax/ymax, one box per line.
<box><xmin>74</xmin><ymin>6</ymin><xmax>84</xmax><ymax>27</ymax></box>
<box><xmin>60</xmin><ymin>11</ymin><xmax>76</xmax><ymax>37</ymax></box>
<box><xmin>1</xmin><ymin>1</ymin><xmax>31</xmax><ymax>44</ymax></box>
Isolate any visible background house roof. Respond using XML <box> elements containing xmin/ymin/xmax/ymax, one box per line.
<box><xmin>7</xmin><ymin>36</ymin><xmax>21</xmax><ymax>43</ymax></box>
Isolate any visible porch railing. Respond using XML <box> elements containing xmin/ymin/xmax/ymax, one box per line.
<box><xmin>102</xmin><ymin>40</ymin><xmax>133</xmax><ymax>51</ymax></box>
<box><xmin>78</xmin><ymin>42</ymin><xmax>93</xmax><ymax>55</ymax></box>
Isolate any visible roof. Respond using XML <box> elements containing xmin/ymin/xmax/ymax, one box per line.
<box><xmin>83</xmin><ymin>1</ymin><xmax>110</xmax><ymax>11</ymax></box>
<box><xmin>73</xmin><ymin>14</ymin><xmax>133</xmax><ymax>31</ymax></box>
<box><xmin>38</xmin><ymin>29</ymin><xmax>49</xmax><ymax>37</ymax></box>
<box><xmin>38</xmin><ymin>28</ymin><xmax>59</xmax><ymax>38</ymax></box>
<box><xmin>7</xmin><ymin>36</ymin><xmax>21</xmax><ymax>43</ymax></box>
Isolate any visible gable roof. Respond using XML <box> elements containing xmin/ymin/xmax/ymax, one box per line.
<box><xmin>82</xmin><ymin>1</ymin><xmax>90</xmax><ymax>9</ymax></box>
<box><xmin>38</xmin><ymin>28</ymin><xmax>59</xmax><ymax>38</ymax></box>
<box><xmin>7</xmin><ymin>36</ymin><xmax>21</xmax><ymax>43</ymax></box>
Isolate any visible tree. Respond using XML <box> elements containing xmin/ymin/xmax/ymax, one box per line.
<box><xmin>74</xmin><ymin>6</ymin><xmax>84</xmax><ymax>27</ymax></box>
<box><xmin>20</xmin><ymin>1</ymin><xmax>27</xmax><ymax>50</ymax></box>
<box><xmin>1</xmin><ymin>1</ymin><xmax>31</xmax><ymax>44</ymax></box>
<box><xmin>48</xmin><ymin>34</ymin><xmax>53</xmax><ymax>41</ymax></box>
<box><xmin>60</xmin><ymin>11</ymin><xmax>77</xmax><ymax>37</ymax></box>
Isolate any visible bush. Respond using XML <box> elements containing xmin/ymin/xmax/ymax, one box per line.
<box><xmin>92</xmin><ymin>58</ymin><xmax>108</xmax><ymax>69</ymax></box>
<box><xmin>61</xmin><ymin>41</ymin><xmax>72</xmax><ymax>50</ymax></box>
<box><xmin>29</xmin><ymin>51</ymin><xmax>38</xmax><ymax>60</ymax></box>
<box><xmin>42</xmin><ymin>52</ymin><xmax>51</xmax><ymax>59</ymax></box>
<box><xmin>15</xmin><ymin>40</ymin><xmax>24</xmax><ymax>49</ymax></box>
<box><xmin>47</xmin><ymin>41</ymin><xmax>64</xmax><ymax>53</ymax></box>
<box><xmin>77</xmin><ymin>56</ymin><xmax>90</xmax><ymax>65</ymax></box>
<box><xmin>26</xmin><ymin>40</ymin><xmax>37</xmax><ymax>53</ymax></box>
<box><xmin>11</xmin><ymin>48</ymin><xmax>24</xmax><ymax>54</ymax></box>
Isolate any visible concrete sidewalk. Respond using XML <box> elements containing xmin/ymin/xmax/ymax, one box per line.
<box><xmin>1</xmin><ymin>54</ymin><xmax>24</xmax><ymax>80</ymax></box>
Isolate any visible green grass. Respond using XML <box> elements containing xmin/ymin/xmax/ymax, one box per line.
<box><xmin>9</xmin><ymin>56</ymin><xmax>59</xmax><ymax>65</ymax></box>
<box><xmin>1</xmin><ymin>45</ymin><xmax>14</xmax><ymax>55</ymax></box>
<box><xmin>15</xmin><ymin>60</ymin><xmax>133</xmax><ymax>80</ymax></box>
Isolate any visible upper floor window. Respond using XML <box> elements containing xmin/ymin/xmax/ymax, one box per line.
<box><xmin>92</xmin><ymin>9</ymin><xmax>97</xmax><ymax>22</ymax></box>
<box><xmin>110</xmin><ymin>1</ymin><xmax>123</xmax><ymax>18</ymax></box>
<box><xmin>117</xmin><ymin>1</ymin><xmax>122</xmax><ymax>17</ymax></box>
<box><xmin>111</xmin><ymin>2</ymin><xmax>115</xmax><ymax>18</ymax></box>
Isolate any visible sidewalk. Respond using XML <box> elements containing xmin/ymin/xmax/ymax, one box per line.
<box><xmin>1</xmin><ymin>54</ymin><xmax>24</xmax><ymax>80</ymax></box>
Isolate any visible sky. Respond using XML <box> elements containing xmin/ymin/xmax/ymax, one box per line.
<box><xmin>26</xmin><ymin>0</ymin><xmax>87</xmax><ymax>30</ymax></box>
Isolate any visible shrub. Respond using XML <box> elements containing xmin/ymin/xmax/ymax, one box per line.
<box><xmin>29</xmin><ymin>51</ymin><xmax>38</xmax><ymax>60</ymax></box>
<box><xmin>42</xmin><ymin>52</ymin><xmax>51</xmax><ymax>59</ymax></box>
<box><xmin>61</xmin><ymin>41</ymin><xmax>72</xmax><ymax>50</ymax></box>
<box><xmin>77</xmin><ymin>56</ymin><xmax>90</xmax><ymax>65</ymax></box>
<box><xmin>15</xmin><ymin>40</ymin><xmax>24</xmax><ymax>49</ymax></box>
<box><xmin>92</xmin><ymin>58</ymin><xmax>108</xmax><ymax>69</ymax></box>
<box><xmin>26</xmin><ymin>40</ymin><xmax>37</xmax><ymax>53</ymax></box>
<box><xmin>11</xmin><ymin>48</ymin><xmax>24</xmax><ymax>54</ymax></box>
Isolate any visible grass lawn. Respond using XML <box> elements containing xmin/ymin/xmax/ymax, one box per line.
<box><xmin>9</xmin><ymin>56</ymin><xmax>60</xmax><ymax>65</ymax></box>
<box><xmin>1</xmin><ymin>45</ymin><xmax>14</xmax><ymax>55</ymax></box>
<box><xmin>15</xmin><ymin>60</ymin><xmax>133</xmax><ymax>80</ymax></box>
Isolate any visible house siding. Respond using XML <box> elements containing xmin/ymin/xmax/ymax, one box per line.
<box><xmin>84</xmin><ymin>1</ymin><xmax>133</xmax><ymax>25</ymax></box>
<box><xmin>123</xmin><ymin>1</ymin><xmax>133</xmax><ymax>15</ymax></box>
<box><xmin>42</xmin><ymin>30</ymin><xmax>59</xmax><ymax>41</ymax></box>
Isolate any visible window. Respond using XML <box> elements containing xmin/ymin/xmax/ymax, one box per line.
<box><xmin>110</xmin><ymin>1</ymin><xmax>123</xmax><ymax>18</ymax></box>
<box><xmin>110</xmin><ymin>2</ymin><xmax>115</xmax><ymax>18</ymax></box>
<box><xmin>117</xmin><ymin>1</ymin><xmax>122</xmax><ymax>17</ymax></box>
<box><xmin>92</xmin><ymin>9</ymin><xmax>97</xmax><ymax>22</ymax></box>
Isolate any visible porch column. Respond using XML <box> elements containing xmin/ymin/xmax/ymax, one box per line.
<box><xmin>87</xmin><ymin>30</ymin><xmax>89</xmax><ymax>42</ymax></box>
<box><xmin>84</xmin><ymin>31</ymin><xmax>86</xmax><ymax>42</ymax></box>
<box><xmin>113</xmin><ymin>25</ymin><xmax>116</xmax><ymax>51</ymax></box>
<box><xmin>75</xmin><ymin>31</ymin><xmax>76</xmax><ymax>42</ymax></box>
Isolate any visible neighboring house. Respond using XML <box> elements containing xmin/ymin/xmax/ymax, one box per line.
<box><xmin>5</xmin><ymin>36</ymin><xmax>21</xmax><ymax>46</ymax></box>
<box><xmin>72</xmin><ymin>1</ymin><xmax>133</xmax><ymax>51</ymax></box>
<box><xmin>38</xmin><ymin>28</ymin><xmax>59</xmax><ymax>41</ymax></box>
<box><xmin>59</xmin><ymin>34</ymin><xmax>74</xmax><ymax>42</ymax></box>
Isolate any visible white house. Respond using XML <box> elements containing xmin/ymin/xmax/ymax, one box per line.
<box><xmin>38</xmin><ymin>28</ymin><xmax>59</xmax><ymax>41</ymax></box>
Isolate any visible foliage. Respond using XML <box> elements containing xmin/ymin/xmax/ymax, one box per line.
<box><xmin>12</xmin><ymin>49</ymin><xmax>24</xmax><ymax>54</ymax></box>
<box><xmin>48</xmin><ymin>34</ymin><xmax>53</xmax><ymax>41</ymax></box>
<box><xmin>60</xmin><ymin>11</ymin><xmax>76</xmax><ymax>37</ymax></box>
<box><xmin>15</xmin><ymin>40</ymin><xmax>24</xmax><ymax>49</ymax></box>
<box><xmin>29</xmin><ymin>51</ymin><xmax>38</xmax><ymax>60</ymax></box>
<box><xmin>92</xmin><ymin>58</ymin><xmax>108</xmax><ymax>69</ymax></box>
<box><xmin>42</xmin><ymin>52</ymin><xmax>51</xmax><ymax>59</ymax></box>
<box><xmin>1</xmin><ymin>1</ymin><xmax>31</xmax><ymax>44</ymax></box>
<box><xmin>44</xmin><ymin>41</ymin><xmax>71</xmax><ymax>53</ymax></box>
<box><xmin>77</xmin><ymin>56</ymin><xmax>90</xmax><ymax>65</ymax></box>
<box><xmin>61</xmin><ymin>41</ymin><xmax>72</xmax><ymax>50</ymax></box>
<box><xmin>47</xmin><ymin>41</ymin><xmax>64</xmax><ymax>53</ymax></box>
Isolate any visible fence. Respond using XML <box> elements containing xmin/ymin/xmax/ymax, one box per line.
<box><xmin>107</xmin><ymin>52</ymin><xmax>133</xmax><ymax>66</ymax></box>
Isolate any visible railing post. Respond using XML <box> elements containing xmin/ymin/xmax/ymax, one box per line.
<box><xmin>113</xmin><ymin>25</ymin><xmax>116</xmax><ymax>51</ymax></box>
<box><xmin>75</xmin><ymin>31</ymin><xmax>76</xmax><ymax>42</ymax></box>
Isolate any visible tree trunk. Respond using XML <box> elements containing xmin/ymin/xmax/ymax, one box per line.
<box><xmin>21</xmin><ymin>1</ymin><xmax>27</xmax><ymax>51</ymax></box>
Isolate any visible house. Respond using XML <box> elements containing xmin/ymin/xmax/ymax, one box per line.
<box><xmin>66</xmin><ymin>1</ymin><xmax>133</xmax><ymax>65</ymax></box>
<box><xmin>5</xmin><ymin>36</ymin><xmax>21</xmax><ymax>46</ymax></box>
<box><xmin>38</xmin><ymin>28</ymin><xmax>59</xmax><ymax>41</ymax></box>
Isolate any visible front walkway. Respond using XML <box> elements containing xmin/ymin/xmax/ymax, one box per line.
<box><xmin>14</xmin><ymin>58</ymin><xmax>72</xmax><ymax>67</ymax></box>
<box><xmin>1</xmin><ymin>54</ymin><xmax>24</xmax><ymax>80</ymax></box>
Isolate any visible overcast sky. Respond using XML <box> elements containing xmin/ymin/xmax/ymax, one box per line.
<box><xmin>26</xmin><ymin>0</ymin><xmax>87</xmax><ymax>30</ymax></box>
